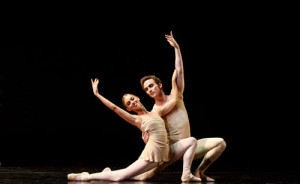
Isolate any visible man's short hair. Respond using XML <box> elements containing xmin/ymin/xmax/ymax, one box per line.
<box><xmin>140</xmin><ymin>75</ymin><xmax>163</xmax><ymax>90</ymax></box>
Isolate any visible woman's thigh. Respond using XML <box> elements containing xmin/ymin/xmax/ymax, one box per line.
<box><xmin>168</xmin><ymin>137</ymin><xmax>196</xmax><ymax>164</ymax></box>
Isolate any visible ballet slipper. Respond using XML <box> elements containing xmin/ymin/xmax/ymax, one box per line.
<box><xmin>74</xmin><ymin>173</ymin><xmax>90</xmax><ymax>181</ymax></box>
<box><xmin>181</xmin><ymin>168</ymin><xmax>202</xmax><ymax>182</ymax></box>
<box><xmin>67</xmin><ymin>172</ymin><xmax>89</xmax><ymax>180</ymax></box>
<box><xmin>69</xmin><ymin>168</ymin><xmax>110</xmax><ymax>181</ymax></box>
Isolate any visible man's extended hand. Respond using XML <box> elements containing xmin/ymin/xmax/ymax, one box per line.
<box><xmin>165</xmin><ymin>31</ymin><xmax>179</xmax><ymax>49</ymax></box>
<box><xmin>142</xmin><ymin>131</ymin><xmax>149</xmax><ymax>144</ymax></box>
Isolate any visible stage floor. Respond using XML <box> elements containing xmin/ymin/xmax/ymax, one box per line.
<box><xmin>0</xmin><ymin>166</ymin><xmax>299</xmax><ymax>184</ymax></box>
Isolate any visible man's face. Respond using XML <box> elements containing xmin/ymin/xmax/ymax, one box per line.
<box><xmin>143</xmin><ymin>79</ymin><xmax>162</xmax><ymax>98</ymax></box>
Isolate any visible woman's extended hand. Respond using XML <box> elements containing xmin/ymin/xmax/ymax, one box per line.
<box><xmin>91</xmin><ymin>78</ymin><xmax>100</xmax><ymax>95</ymax></box>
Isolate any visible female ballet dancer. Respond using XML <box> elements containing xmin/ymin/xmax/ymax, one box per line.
<box><xmin>68</xmin><ymin>70</ymin><xmax>200</xmax><ymax>182</ymax></box>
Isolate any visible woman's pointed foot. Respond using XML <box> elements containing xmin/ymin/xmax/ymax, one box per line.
<box><xmin>67</xmin><ymin>172</ymin><xmax>90</xmax><ymax>181</ymax></box>
<box><xmin>181</xmin><ymin>174</ymin><xmax>202</xmax><ymax>182</ymax></box>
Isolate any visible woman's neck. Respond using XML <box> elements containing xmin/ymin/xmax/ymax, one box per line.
<box><xmin>137</xmin><ymin>110</ymin><xmax>149</xmax><ymax>116</ymax></box>
<box><xmin>136</xmin><ymin>104</ymin><xmax>149</xmax><ymax>116</ymax></box>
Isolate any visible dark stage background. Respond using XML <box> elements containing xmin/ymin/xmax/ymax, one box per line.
<box><xmin>1</xmin><ymin>7</ymin><xmax>298</xmax><ymax>172</ymax></box>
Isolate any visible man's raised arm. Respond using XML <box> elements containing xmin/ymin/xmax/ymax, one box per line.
<box><xmin>165</xmin><ymin>31</ymin><xmax>185</xmax><ymax>94</ymax></box>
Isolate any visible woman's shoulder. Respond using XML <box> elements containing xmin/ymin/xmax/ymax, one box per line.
<box><xmin>131</xmin><ymin>115</ymin><xmax>143</xmax><ymax>128</ymax></box>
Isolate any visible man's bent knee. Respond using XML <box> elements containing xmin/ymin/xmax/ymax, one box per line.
<box><xmin>218</xmin><ymin>138</ymin><xmax>226</xmax><ymax>151</ymax></box>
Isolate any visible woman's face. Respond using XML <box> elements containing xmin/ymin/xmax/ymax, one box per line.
<box><xmin>123</xmin><ymin>94</ymin><xmax>142</xmax><ymax>112</ymax></box>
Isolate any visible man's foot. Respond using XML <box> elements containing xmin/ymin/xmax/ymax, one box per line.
<box><xmin>67</xmin><ymin>172</ymin><xmax>90</xmax><ymax>181</ymax></box>
<box><xmin>181</xmin><ymin>168</ymin><xmax>201</xmax><ymax>182</ymax></box>
<box><xmin>194</xmin><ymin>170</ymin><xmax>215</xmax><ymax>182</ymax></box>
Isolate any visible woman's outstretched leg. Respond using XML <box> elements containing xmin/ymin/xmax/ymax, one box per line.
<box><xmin>71</xmin><ymin>159</ymin><xmax>158</xmax><ymax>181</ymax></box>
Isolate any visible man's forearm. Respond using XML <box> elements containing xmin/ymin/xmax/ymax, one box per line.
<box><xmin>175</xmin><ymin>47</ymin><xmax>183</xmax><ymax>73</ymax></box>
<box><xmin>174</xmin><ymin>47</ymin><xmax>185</xmax><ymax>92</ymax></box>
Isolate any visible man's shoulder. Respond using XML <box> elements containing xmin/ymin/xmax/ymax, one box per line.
<box><xmin>152</xmin><ymin>100</ymin><xmax>167</xmax><ymax>112</ymax></box>
<box><xmin>153</xmin><ymin>95</ymin><xmax>171</xmax><ymax>107</ymax></box>
<box><xmin>152</xmin><ymin>103</ymin><xmax>161</xmax><ymax>110</ymax></box>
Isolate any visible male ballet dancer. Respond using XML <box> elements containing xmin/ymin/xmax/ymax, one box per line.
<box><xmin>133</xmin><ymin>32</ymin><xmax>226</xmax><ymax>181</ymax></box>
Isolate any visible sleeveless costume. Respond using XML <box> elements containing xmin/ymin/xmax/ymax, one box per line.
<box><xmin>139</xmin><ymin>117</ymin><xmax>170</xmax><ymax>163</ymax></box>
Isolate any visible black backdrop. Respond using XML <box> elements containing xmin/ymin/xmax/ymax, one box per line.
<box><xmin>1</xmin><ymin>6</ymin><xmax>298</xmax><ymax>172</ymax></box>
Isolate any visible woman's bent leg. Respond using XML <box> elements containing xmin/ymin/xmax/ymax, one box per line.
<box><xmin>168</xmin><ymin>137</ymin><xmax>201</xmax><ymax>182</ymax></box>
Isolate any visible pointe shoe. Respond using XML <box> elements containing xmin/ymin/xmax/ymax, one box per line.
<box><xmin>67</xmin><ymin>172</ymin><xmax>89</xmax><ymax>180</ymax></box>
<box><xmin>181</xmin><ymin>168</ymin><xmax>201</xmax><ymax>182</ymax></box>
<box><xmin>181</xmin><ymin>174</ymin><xmax>202</xmax><ymax>182</ymax></box>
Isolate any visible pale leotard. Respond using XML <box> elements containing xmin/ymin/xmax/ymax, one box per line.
<box><xmin>139</xmin><ymin>117</ymin><xmax>170</xmax><ymax>163</ymax></box>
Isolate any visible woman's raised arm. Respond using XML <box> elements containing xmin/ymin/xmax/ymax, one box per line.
<box><xmin>91</xmin><ymin>78</ymin><xmax>141</xmax><ymax>128</ymax></box>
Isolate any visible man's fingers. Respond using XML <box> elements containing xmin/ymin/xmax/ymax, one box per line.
<box><xmin>165</xmin><ymin>31</ymin><xmax>173</xmax><ymax>38</ymax></box>
<box><xmin>145</xmin><ymin>132</ymin><xmax>149</xmax><ymax>137</ymax></box>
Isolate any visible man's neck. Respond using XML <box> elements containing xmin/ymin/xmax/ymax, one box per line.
<box><xmin>154</xmin><ymin>92</ymin><xmax>168</xmax><ymax>106</ymax></box>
